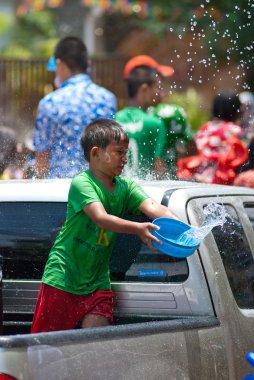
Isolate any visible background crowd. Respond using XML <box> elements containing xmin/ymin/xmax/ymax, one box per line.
<box><xmin>1</xmin><ymin>36</ymin><xmax>254</xmax><ymax>188</ymax></box>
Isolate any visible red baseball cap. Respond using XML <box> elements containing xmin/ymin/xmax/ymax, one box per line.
<box><xmin>123</xmin><ymin>55</ymin><xmax>174</xmax><ymax>79</ymax></box>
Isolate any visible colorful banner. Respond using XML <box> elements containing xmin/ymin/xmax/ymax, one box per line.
<box><xmin>82</xmin><ymin>0</ymin><xmax>152</xmax><ymax>17</ymax></box>
<box><xmin>17</xmin><ymin>0</ymin><xmax>158</xmax><ymax>18</ymax></box>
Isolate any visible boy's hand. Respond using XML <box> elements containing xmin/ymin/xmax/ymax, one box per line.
<box><xmin>136</xmin><ymin>223</ymin><xmax>162</xmax><ymax>250</ymax></box>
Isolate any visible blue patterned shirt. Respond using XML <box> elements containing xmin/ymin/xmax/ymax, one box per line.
<box><xmin>33</xmin><ymin>74</ymin><xmax>116</xmax><ymax>178</ymax></box>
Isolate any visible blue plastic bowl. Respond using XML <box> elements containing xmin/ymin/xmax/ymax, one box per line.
<box><xmin>151</xmin><ymin>217</ymin><xmax>200</xmax><ymax>258</ymax></box>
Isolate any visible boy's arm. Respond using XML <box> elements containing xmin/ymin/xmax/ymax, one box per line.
<box><xmin>138</xmin><ymin>198</ymin><xmax>180</xmax><ymax>221</ymax></box>
<box><xmin>83</xmin><ymin>201</ymin><xmax>161</xmax><ymax>250</ymax></box>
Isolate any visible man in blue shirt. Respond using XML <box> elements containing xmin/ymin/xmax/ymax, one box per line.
<box><xmin>33</xmin><ymin>36</ymin><xmax>116</xmax><ymax>178</ymax></box>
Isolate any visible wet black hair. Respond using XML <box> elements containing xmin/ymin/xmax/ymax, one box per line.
<box><xmin>125</xmin><ymin>66</ymin><xmax>160</xmax><ymax>98</ymax></box>
<box><xmin>212</xmin><ymin>89</ymin><xmax>241</xmax><ymax>122</ymax></box>
<box><xmin>80</xmin><ymin>118</ymin><xmax>129</xmax><ymax>161</ymax></box>
<box><xmin>54</xmin><ymin>36</ymin><xmax>88</xmax><ymax>72</ymax></box>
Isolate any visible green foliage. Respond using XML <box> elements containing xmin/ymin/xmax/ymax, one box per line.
<box><xmin>0</xmin><ymin>10</ymin><xmax>57</xmax><ymax>58</ymax></box>
<box><xmin>165</xmin><ymin>88</ymin><xmax>209</xmax><ymax>132</ymax></box>
<box><xmin>1</xmin><ymin>44</ymin><xmax>31</xmax><ymax>59</ymax></box>
<box><xmin>0</xmin><ymin>13</ymin><xmax>14</xmax><ymax>35</ymax></box>
<box><xmin>17</xmin><ymin>10</ymin><xmax>56</xmax><ymax>37</ymax></box>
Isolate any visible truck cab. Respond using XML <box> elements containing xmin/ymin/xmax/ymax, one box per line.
<box><xmin>0</xmin><ymin>179</ymin><xmax>254</xmax><ymax>379</ymax></box>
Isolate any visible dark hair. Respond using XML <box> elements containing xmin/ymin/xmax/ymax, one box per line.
<box><xmin>126</xmin><ymin>66</ymin><xmax>160</xmax><ymax>98</ymax></box>
<box><xmin>54</xmin><ymin>36</ymin><xmax>88</xmax><ymax>72</ymax></box>
<box><xmin>212</xmin><ymin>89</ymin><xmax>241</xmax><ymax>122</ymax></box>
<box><xmin>81</xmin><ymin>118</ymin><xmax>129</xmax><ymax>161</ymax></box>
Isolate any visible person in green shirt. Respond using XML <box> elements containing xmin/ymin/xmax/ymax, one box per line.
<box><xmin>31</xmin><ymin>118</ymin><xmax>179</xmax><ymax>333</ymax></box>
<box><xmin>119</xmin><ymin>54</ymin><xmax>197</xmax><ymax>179</ymax></box>
<box><xmin>115</xmin><ymin>63</ymin><xmax>168</xmax><ymax>179</ymax></box>
<box><xmin>148</xmin><ymin>103</ymin><xmax>197</xmax><ymax>178</ymax></box>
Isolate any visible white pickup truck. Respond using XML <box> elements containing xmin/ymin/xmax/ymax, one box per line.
<box><xmin>0</xmin><ymin>179</ymin><xmax>254</xmax><ymax>380</ymax></box>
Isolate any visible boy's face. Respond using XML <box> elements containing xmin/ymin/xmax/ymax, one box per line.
<box><xmin>97</xmin><ymin>135</ymin><xmax>129</xmax><ymax>177</ymax></box>
<box><xmin>142</xmin><ymin>75</ymin><xmax>164</xmax><ymax>108</ymax></box>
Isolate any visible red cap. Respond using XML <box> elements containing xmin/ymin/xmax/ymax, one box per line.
<box><xmin>123</xmin><ymin>55</ymin><xmax>174</xmax><ymax>79</ymax></box>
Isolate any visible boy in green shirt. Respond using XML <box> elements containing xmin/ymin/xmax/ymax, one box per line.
<box><xmin>115</xmin><ymin>64</ymin><xmax>167</xmax><ymax>179</ymax></box>
<box><xmin>31</xmin><ymin>118</ymin><xmax>178</xmax><ymax>333</ymax></box>
<box><xmin>118</xmin><ymin>55</ymin><xmax>197</xmax><ymax>179</ymax></box>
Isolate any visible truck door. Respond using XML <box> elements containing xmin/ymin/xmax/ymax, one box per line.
<box><xmin>0</xmin><ymin>256</ymin><xmax>3</xmax><ymax>334</ymax></box>
<box><xmin>185</xmin><ymin>194</ymin><xmax>254</xmax><ymax>379</ymax></box>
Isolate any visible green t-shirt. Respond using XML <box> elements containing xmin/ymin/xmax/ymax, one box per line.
<box><xmin>42</xmin><ymin>170</ymin><xmax>149</xmax><ymax>294</ymax></box>
<box><xmin>148</xmin><ymin>103</ymin><xmax>194</xmax><ymax>177</ymax></box>
<box><xmin>115</xmin><ymin>107</ymin><xmax>167</xmax><ymax>178</ymax></box>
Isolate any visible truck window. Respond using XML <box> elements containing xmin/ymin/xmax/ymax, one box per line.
<box><xmin>0</xmin><ymin>202</ymin><xmax>67</xmax><ymax>279</ymax></box>
<box><xmin>211</xmin><ymin>205</ymin><xmax>254</xmax><ymax>309</ymax></box>
<box><xmin>0</xmin><ymin>203</ymin><xmax>188</xmax><ymax>283</ymax></box>
<box><xmin>245</xmin><ymin>204</ymin><xmax>254</xmax><ymax>227</ymax></box>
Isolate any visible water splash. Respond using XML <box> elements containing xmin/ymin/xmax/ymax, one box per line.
<box><xmin>177</xmin><ymin>202</ymin><xmax>229</xmax><ymax>245</ymax></box>
<box><xmin>167</xmin><ymin>0</ymin><xmax>254</xmax><ymax>92</ymax></box>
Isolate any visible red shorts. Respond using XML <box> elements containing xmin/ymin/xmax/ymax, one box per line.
<box><xmin>31</xmin><ymin>284</ymin><xmax>113</xmax><ymax>333</ymax></box>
